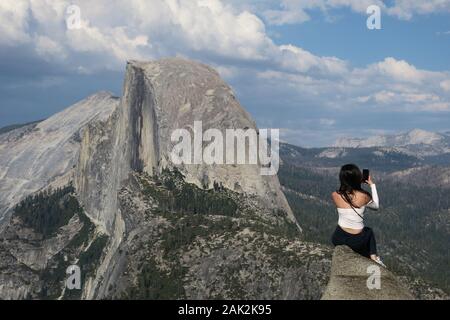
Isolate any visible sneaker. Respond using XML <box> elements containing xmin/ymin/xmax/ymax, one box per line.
<box><xmin>374</xmin><ymin>256</ymin><xmax>387</xmax><ymax>268</ymax></box>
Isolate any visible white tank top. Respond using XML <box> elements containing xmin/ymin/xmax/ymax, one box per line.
<box><xmin>337</xmin><ymin>184</ymin><xmax>379</xmax><ymax>230</ymax></box>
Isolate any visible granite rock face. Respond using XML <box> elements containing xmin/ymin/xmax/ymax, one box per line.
<box><xmin>0</xmin><ymin>92</ymin><xmax>119</xmax><ymax>229</ymax></box>
<box><xmin>74</xmin><ymin>58</ymin><xmax>298</xmax><ymax>234</ymax></box>
<box><xmin>322</xmin><ymin>246</ymin><xmax>414</xmax><ymax>300</ymax></box>
<box><xmin>122</xmin><ymin>58</ymin><xmax>297</xmax><ymax>226</ymax></box>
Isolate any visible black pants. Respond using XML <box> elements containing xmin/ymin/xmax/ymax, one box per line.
<box><xmin>331</xmin><ymin>225</ymin><xmax>377</xmax><ymax>258</ymax></box>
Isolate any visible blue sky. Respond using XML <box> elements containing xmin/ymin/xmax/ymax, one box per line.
<box><xmin>270</xmin><ymin>10</ymin><xmax>450</xmax><ymax>71</ymax></box>
<box><xmin>0</xmin><ymin>0</ymin><xmax>449</xmax><ymax>146</ymax></box>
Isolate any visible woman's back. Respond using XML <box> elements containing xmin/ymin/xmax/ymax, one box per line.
<box><xmin>332</xmin><ymin>185</ymin><xmax>379</xmax><ymax>232</ymax></box>
<box><xmin>332</xmin><ymin>190</ymin><xmax>371</xmax><ymax>209</ymax></box>
<box><xmin>332</xmin><ymin>190</ymin><xmax>371</xmax><ymax>231</ymax></box>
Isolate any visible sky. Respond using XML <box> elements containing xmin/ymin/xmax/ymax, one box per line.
<box><xmin>0</xmin><ymin>0</ymin><xmax>449</xmax><ymax>147</ymax></box>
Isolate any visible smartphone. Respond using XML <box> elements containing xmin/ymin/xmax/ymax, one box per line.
<box><xmin>363</xmin><ymin>169</ymin><xmax>370</xmax><ymax>182</ymax></box>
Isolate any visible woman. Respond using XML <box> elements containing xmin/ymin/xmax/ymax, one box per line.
<box><xmin>331</xmin><ymin>164</ymin><xmax>386</xmax><ymax>267</ymax></box>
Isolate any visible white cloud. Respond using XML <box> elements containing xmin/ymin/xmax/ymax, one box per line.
<box><xmin>259</xmin><ymin>0</ymin><xmax>388</xmax><ymax>25</ymax></box>
<box><xmin>35</xmin><ymin>35</ymin><xmax>68</xmax><ymax>60</ymax></box>
<box><xmin>0</xmin><ymin>0</ymin><xmax>31</xmax><ymax>45</ymax></box>
<box><xmin>368</xmin><ymin>57</ymin><xmax>425</xmax><ymax>84</ymax></box>
<box><xmin>441</xmin><ymin>79</ymin><xmax>450</xmax><ymax>91</ymax></box>
<box><xmin>365</xmin><ymin>90</ymin><xmax>445</xmax><ymax>110</ymax></box>
<box><xmin>278</xmin><ymin>44</ymin><xmax>348</xmax><ymax>75</ymax></box>
<box><xmin>419</xmin><ymin>102</ymin><xmax>450</xmax><ymax>112</ymax></box>
<box><xmin>0</xmin><ymin>0</ymin><xmax>351</xmax><ymax>75</ymax></box>
<box><xmin>387</xmin><ymin>0</ymin><xmax>450</xmax><ymax>20</ymax></box>
<box><xmin>348</xmin><ymin>84</ymin><xmax>450</xmax><ymax>112</ymax></box>
<box><xmin>1</xmin><ymin>1</ymin><xmax>446</xmax><ymax>81</ymax></box>
<box><xmin>0</xmin><ymin>0</ymin><xmax>449</xmax><ymax>146</ymax></box>
<box><xmin>319</xmin><ymin>118</ymin><xmax>336</xmax><ymax>126</ymax></box>
<box><xmin>373</xmin><ymin>90</ymin><xmax>397</xmax><ymax>104</ymax></box>
<box><xmin>240</xmin><ymin>0</ymin><xmax>450</xmax><ymax>26</ymax></box>
<box><xmin>263</xmin><ymin>0</ymin><xmax>314</xmax><ymax>25</ymax></box>
<box><xmin>66</xmin><ymin>25</ymin><xmax>149</xmax><ymax>63</ymax></box>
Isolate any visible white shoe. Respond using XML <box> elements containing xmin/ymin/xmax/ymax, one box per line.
<box><xmin>374</xmin><ymin>256</ymin><xmax>387</xmax><ymax>268</ymax></box>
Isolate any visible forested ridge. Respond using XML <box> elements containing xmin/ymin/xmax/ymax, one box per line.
<box><xmin>14</xmin><ymin>185</ymin><xmax>81</xmax><ymax>239</ymax></box>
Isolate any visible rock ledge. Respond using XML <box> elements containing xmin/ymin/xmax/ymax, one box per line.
<box><xmin>322</xmin><ymin>246</ymin><xmax>414</xmax><ymax>300</ymax></box>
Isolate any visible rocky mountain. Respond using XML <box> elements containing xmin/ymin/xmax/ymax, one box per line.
<box><xmin>0</xmin><ymin>58</ymin><xmax>329</xmax><ymax>300</ymax></box>
<box><xmin>334</xmin><ymin>129</ymin><xmax>450</xmax><ymax>157</ymax></box>
<box><xmin>0</xmin><ymin>92</ymin><xmax>119</xmax><ymax>229</ymax></box>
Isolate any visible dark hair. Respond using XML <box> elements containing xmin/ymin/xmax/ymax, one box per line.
<box><xmin>337</xmin><ymin>164</ymin><xmax>371</xmax><ymax>209</ymax></box>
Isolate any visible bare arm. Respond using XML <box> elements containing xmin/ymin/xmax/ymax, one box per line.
<box><xmin>365</xmin><ymin>176</ymin><xmax>379</xmax><ymax>210</ymax></box>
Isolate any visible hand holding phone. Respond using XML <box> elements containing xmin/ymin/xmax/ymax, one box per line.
<box><xmin>363</xmin><ymin>169</ymin><xmax>369</xmax><ymax>182</ymax></box>
<box><xmin>363</xmin><ymin>169</ymin><xmax>374</xmax><ymax>185</ymax></box>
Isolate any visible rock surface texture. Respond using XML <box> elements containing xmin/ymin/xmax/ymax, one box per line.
<box><xmin>74</xmin><ymin>58</ymin><xmax>298</xmax><ymax>234</ymax></box>
<box><xmin>121</xmin><ymin>59</ymin><xmax>297</xmax><ymax>226</ymax></box>
<box><xmin>322</xmin><ymin>246</ymin><xmax>414</xmax><ymax>300</ymax></box>
<box><xmin>0</xmin><ymin>92</ymin><xmax>119</xmax><ymax>229</ymax></box>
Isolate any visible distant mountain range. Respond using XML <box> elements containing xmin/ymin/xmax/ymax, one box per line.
<box><xmin>334</xmin><ymin>129</ymin><xmax>450</xmax><ymax>157</ymax></box>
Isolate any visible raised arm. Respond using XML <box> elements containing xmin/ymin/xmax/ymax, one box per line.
<box><xmin>366</xmin><ymin>184</ymin><xmax>379</xmax><ymax>210</ymax></box>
